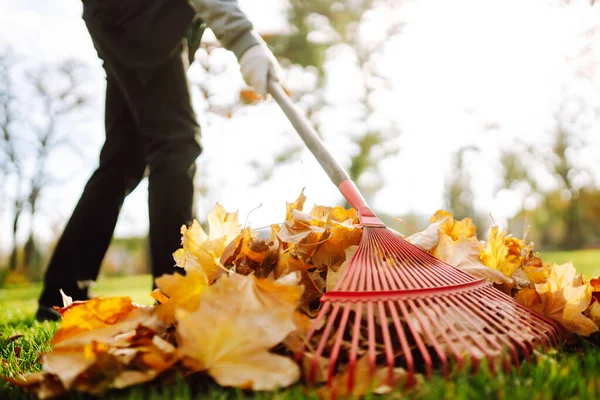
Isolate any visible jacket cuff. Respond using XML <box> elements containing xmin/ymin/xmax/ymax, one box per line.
<box><xmin>230</xmin><ymin>30</ymin><xmax>262</xmax><ymax>60</ymax></box>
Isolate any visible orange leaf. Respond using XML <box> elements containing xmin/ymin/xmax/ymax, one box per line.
<box><xmin>53</xmin><ymin>297</ymin><xmax>135</xmax><ymax>344</ymax></box>
<box><xmin>239</xmin><ymin>89</ymin><xmax>262</xmax><ymax>105</ymax></box>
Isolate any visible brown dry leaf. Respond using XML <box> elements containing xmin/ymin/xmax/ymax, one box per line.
<box><xmin>25</xmin><ymin>319</ymin><xmax>177</xmax><ymax>396</ymax></box>
<box><xmin>175</xmin><ymin>274</ymin><xmax>300</xmax><ymax>390</ymax></box>
<box><xmin>590</xmin><ymin>277</ymin><xmax>600</xmax><ymax>303</ymax></box>
<box><xmin>42</xmin><ymin>345</ymin><xmax>98</xmax><ymax>389</ymax></box>
<box><xmin>431</xmin><ymin>232</ymin><xmax>512</xmax><ymax>285</ymax></box>
<box><xmin>14</xmin><ymin>299</ymin><xmax>171</xmax><ymax>396</ymax></box>
<box><xmin>221</xmin><ymin>228</ymin><xmax>278</xmax><ymax>278</ymax></box>
<box><xmin>275</xmin><ymin>251</ymin><xmax>313</xmax><ymax>279</ymax></box>
<box><xmin>326</xmin><ymin>245</ymin><xmax>359</xmax><ymax>292</ymax></box>
<box><xmin>311</xmin><ymin>221</ymin><xmax>362</xmax><ymax>271</ymax></box>
<box><xmin>534</xmin><ymin>262</ymin><xmax>598</xmax><ymax>336</ymax></box>
<box><xmin>480</xmin><ymin>226</ymin><xmax>524</xmax><ymax>278</ymax></box>
<box><xmin>300</xmin><ymin>352</ymin><xmax>330</xmax><ymax>385</ymax></box>
<box><xmin>172</xmin><ymin>204</ymin><xmax>241</xmax><ymax>282</ymax></box>
<box><xmin>283</xmin><ymin>311</ymin><xmax>315</xmax><ymax>353</ymax></box>
<box><xmin>299</xmin><ymin>269</ymin><xmax>326</xmax><ymax>316</ymax></box>
<box><xmin>7</xmin><ymin>372</ymin><xmax>65</xmax><ymax>400</ymax></box>
<box><xmin>585</xmin><ymin>301</ymin><xmax>600</xmax><ymax>327</ymax></box>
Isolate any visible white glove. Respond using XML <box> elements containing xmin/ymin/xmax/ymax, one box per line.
<box><xmin>238</xmin><ymin>44</ymin><xmax>280</xmax><ymax>97</ymax></box>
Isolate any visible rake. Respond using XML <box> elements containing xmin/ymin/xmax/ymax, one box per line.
<box><xmin>267</xmin><ymin>81</ymin><xmax>560</xmax><ymax>394</ymax></box>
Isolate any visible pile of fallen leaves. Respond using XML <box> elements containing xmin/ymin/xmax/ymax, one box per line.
<box><xmin>8</xmin><ymin>189</ymin><xmax>600</xmax><ymax>399</ymax></box>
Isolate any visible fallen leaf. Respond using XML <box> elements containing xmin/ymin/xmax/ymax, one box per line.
<box><xmin>153</xmin><ymin>267</ymin><xmax>209</xmax><ymax>324</ymax></box>
<box><xmin>239</xmin><ymin>88</ymin><xmax>262</xmax><ymax>105</ymax></box>
<box><xmin>317</xmin><ymin>355</ymin><xmax>409</xmax><ymax>398</ymax></box>
<box><xmin>585</xmin><ymin>301</ymin><xmax>600</xmax><ymax>326</ymax></box>
<box><xmin>175</xmin><ymin>274</ymin><xmax>300</xmax><ymax>390</ymax></box>
<box><xmin>42</xmin><ymin>345</ymin><xmax>99</xmax><ymax>389</ymax></box>
<box><xmin>406</xmin><ymin>218</ymin><xmax>446</xmax><ymax>251</ymax></box>
<box><xmin>534</xmin><ymin>262</ymin><xmax>598</xmax><ymax>336</ymax></box>
<box><xmin>172</xmin><ymin>204</ymin><xmax>241</xmax><ymax>282</ymax></box>
<box><xmin>590</xmin><ymin>277</ymin><xmax>600</xmax><ymax>303</ymax></box>
<box><xmin>308</xmin><ymin>204</ymin><xmax>358</xmax><ymax>225</ymax></box>
<box><xmin>285</xmin><ymin>188</ymin><xmax>307</xmax><ymax>220</ymax></box>
<box><xmin>430</xmin><ymin>210</ymin><xmax>477</xmax><ymax>241</ymax></box>
<box><xmin>326</xmin><ymin>245</ymin><xmax>359</xmax><ymax>292</ymax></box>
<box><xmin>52</xmin><ymin>297</ymin><xmax>135</xmax><ymax>345</ymax></box>
<box><xmin>514</xmin><ymin>288</ymin><xmax>543</xmax><ymax>314</ymax></box>
<box><xmin>480</xmin><ymin>226</ymin><xmax>524</xmax><ymax>278</ymax></box>
<box><xmin>311</xmin><ymin>221</ymin><xmax>362</xmax><ymax>271</ymax></box>
<box><xmin>431</xmin><ymin>232</ymin><xmax>512</xmax><ymax>284</ymax></box>
<box><xmin>7</xmin><ymin>372</ymin><xmax>65</xmax><ymax>400</ymax></box>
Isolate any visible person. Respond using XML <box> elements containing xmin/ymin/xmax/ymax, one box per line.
<box><xmin>35</xmin><ymin>0</ymin><xmax>280</xmax><ymax>321</ymax></box>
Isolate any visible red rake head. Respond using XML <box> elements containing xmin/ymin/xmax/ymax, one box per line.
<box><xmin>295</xmin><ymin>225</ymin><xmax>560</xmax><ymax>396</ymax></box>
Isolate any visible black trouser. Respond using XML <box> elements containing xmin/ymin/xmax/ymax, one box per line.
<box><xmin>38</xmin><ymin>35</ymin><xmax>202</xmax><ymax>308</ymax></box>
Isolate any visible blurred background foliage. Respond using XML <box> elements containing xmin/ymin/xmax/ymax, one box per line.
<box><xmin>1</xmin><ymin>0</ymin><xmax>600</xmax><ymax>285</ymax></box>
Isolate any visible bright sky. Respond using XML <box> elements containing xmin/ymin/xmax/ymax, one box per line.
<box><xmin>1</xmin><ymin>0</ymin><xmax>599</xmax><ymax>252</ymax></box>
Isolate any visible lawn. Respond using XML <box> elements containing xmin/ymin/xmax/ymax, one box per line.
<box><xmin>541</xmin><ymin>248</ymin><xmax>600</xmax><ymax>280</ymax></box>
<box><xmin>1</xmin><ymin>250</ymin><xmax>600</xmax><ymax>399</ymax></box>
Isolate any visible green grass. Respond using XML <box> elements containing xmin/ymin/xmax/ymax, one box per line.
<box><xmin>541</xmin><ymin>249</ymin><xmax>600</xmax><ymax>280</ymax></box>
<box><xmin>0</xmin><ymin>274</ymin><xmax>155</xmax><ymax>326</ymax></box>
<box><xmin>2</xmin><ymin>250</ymin><xmax>600</xmax><ymax>399</ymax></box>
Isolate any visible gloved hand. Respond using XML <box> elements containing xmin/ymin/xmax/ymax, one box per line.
<box><xmin>238</xmin><ymin>43</ymin><xmax>280</xmax><ymax>97</ymax></box>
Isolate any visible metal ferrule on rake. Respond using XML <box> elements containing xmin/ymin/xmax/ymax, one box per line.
<box><xmin>268</xmin><ymin>80</ymin><xmax>560</xmax><ymax>396</ymax></box>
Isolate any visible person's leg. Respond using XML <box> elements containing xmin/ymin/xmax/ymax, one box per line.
<box><xmin>37</xmin><ymin>74</ymin><xmax>146</xmax><ymax>315</ymax></box>
<box><xmin>107</xmin><ymin>47</ymin><xmax>202</xmax><ymax>283</ymax></box>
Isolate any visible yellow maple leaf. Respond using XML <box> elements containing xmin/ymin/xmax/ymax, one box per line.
<box><xmin>172</xmin><ymin>204</ymin><xmax>241</xmax><ymax>282</ymax></box>
<box><xmin>523</xmin><ymin>264</ymin><xmax>551</xmax><ymax>285</ymax></box>
<box><xmin>152</xmin><ymin>267</ymin><xmax>209</xmax><ymax>324</ymax></box>
<box><xmin>430</xmin><ymin>210</ymin><xmax>477</xmax><ymax>241</ymax></box>
<box><xmin>532</xmin><ymin>262</ymin><xmax>598</xmax><ymax>336</ymax></box>
<box><xmin>199</xmin><ymin>273</ymin><xmax>302</xmax><ymax>312</ymax></box>
<box><xmin>431</xmin><ymin>232</ymin><xmax>512</xmax><ymax>284</ymax></box>
<box><xmin>308</xmin><ymin>204</ymin><xmax>359</xmax><ymax>225</ymax></box>
<box><xmin>480</xmin><ymin>226</ymin><xmax>524</xmax><ymax>278</ymax></box>
<box><xmin>175</xmin><ymin>274</ymin><xmax>300</xmax><ymax>390</ymax></box>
